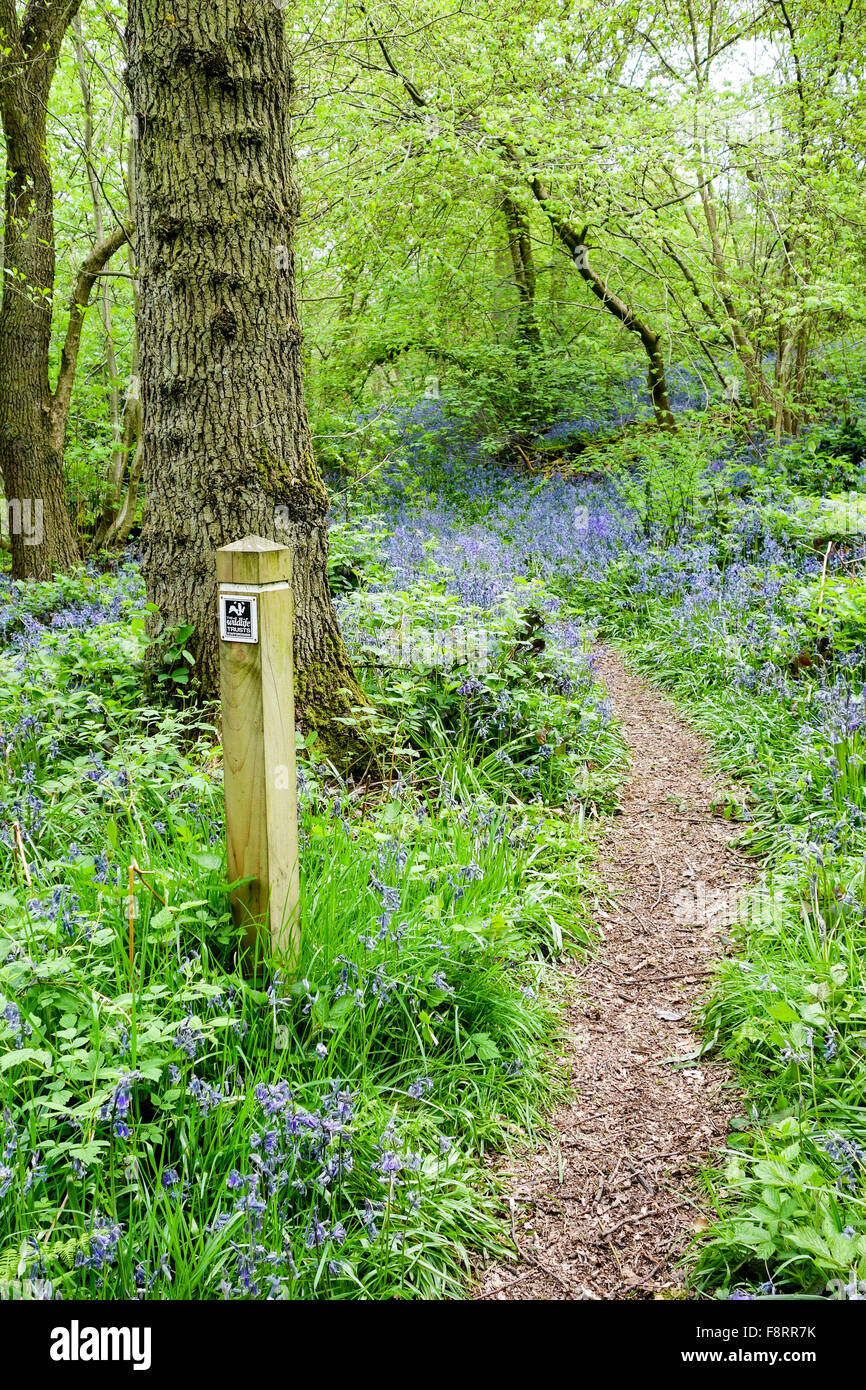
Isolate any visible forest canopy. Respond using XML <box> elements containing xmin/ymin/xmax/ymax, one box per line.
<box><xmin>2</xmin><ymin>1</ymin><xmax>864</xmax><ymax>570</ymax></box>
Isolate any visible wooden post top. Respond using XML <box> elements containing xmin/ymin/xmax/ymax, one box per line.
<box><xmin>216</xmin><ymin>535</ymin><xmax>292</xmax><ymax>586</ymax></box>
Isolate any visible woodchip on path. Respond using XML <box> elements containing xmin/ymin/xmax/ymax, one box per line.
<box><xmin>477</xmin><ymin>647</ymin><xmax>756</xmax><ymax>1301</ymax></box>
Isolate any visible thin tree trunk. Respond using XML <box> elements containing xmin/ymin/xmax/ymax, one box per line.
<box><xmin>523</xmin><ymin>172</ymin><xmax>676</xmax><ymax>429</ymax></box>
<box><xmin>501</xmin><ymin>193</ymin><xmax>542</xmax><ymax>353</ymax></box>
<box><xmin>104</xmin><ymin>431</ymin><xmax>145</xmax><ymax>548</ymax></box>
<box><xmin>0</xmin><ymin>3</ymin><xmax>83</xmax><ymax>578</ymax></box>
<box><xmin>73</xmin><ymin>15</ymin><xmax>129</xmax><ymax>542</ymax></box>
<box><xmin>93</xmin><ymin>131</ymin><xmax>144</xmax><ymax>552</ymax></box>
<box><xmin>0</xmin><ymin>1</ymin><xmax>129</xmax><ymax>579</ymax></box>
<box><xmin>92</xmin><ymin>346</ymin><xmax>143</xmax><ymax>550</ymax></box>
<box><xmin>126</xmin><ymin>0</ymin><xmax>365</xmax><ymax>749</ymax></box>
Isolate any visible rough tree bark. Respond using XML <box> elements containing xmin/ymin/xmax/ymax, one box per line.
<box><xmin>0</xmin><ymin>1</ymin><xmax>128</xmax><ymax>577</ymax></box>
<box><xmin>125</xmin><ymin>0</ymin><xmax>365</xmax><ymax>748</ymax></box>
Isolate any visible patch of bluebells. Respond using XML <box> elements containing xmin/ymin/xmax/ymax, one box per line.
<box><xmin>75</xmin><ymin>1216</ymin><xmax>123</xmax><ymax>1276</ymax></box>
<box><xmin>403</xmin><ymin>436</ymin><xmax>861</xmax><ymax>847</ymax></box>
<box><xmin>0</xmin><ymin>1107</ymin><xmax>42</xmax><ymax>1200</ymax></box>
<box><xmin>98</xmin><ymin>1070</ymin><xmax>141</xmax><ymax>1140</ymax></box>
<box><xmin>336</xmin><ymin>409</ymin><xmax>863</xmax><ymax>835</ymax></box>
<box><xmin>815</xmin><ymin>1130</ymin><xmax>866</xmax><ymax>1194</ymax></box>
<box><xmin>174</xmin><ymin>1018</ymin><xmax>204</xmax><ymax>1060</ymax></box>
<box><xmin>188</xmin><ymin>1073</ymin><xmax>229</xmax><ymax>1116</ymax></box>
<box><xmin>24</xmin><ymin>887</ymin><xmax>87</xmax><ymax>940</ymax></box>
<box><xmin>407</xmin><ymin>1076</ymin><xmax>433</xmax><ymax>1099</ymax></box>
<box><xmin>1</xmin><ymin>999</ymin><xmax>32</xmax><ymax>1049</ymax></box>
<box><xmin>203</xmin><ymin>1077</ymin><xmax>448</xmax><ymax>1298</ymax></box>
<box><xmin>0</xmin><ymin>558</ymin><xmax>143</xmax><ymax>655</ymax></box>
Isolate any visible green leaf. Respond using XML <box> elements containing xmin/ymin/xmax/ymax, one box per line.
<box><xmin>798</xmin><ymin>1003</ymin><xmax>827</xmax><ymax>1025</ymax></box>
<box><xmin>753</xmin><ymin>1159</ymin><xmax>792</xmax><ymax>1185</ymax></box>
<box><xmin>787</xmin><ymin>1227</ymin><xmax>833</xmax><ymax>1262</ymax></box>
<box><xmin>467</xmin><ymin>1031</ymin><xmax>500</xmax><ymax>1062</ymax></box>
<box><xmin>829</xmin><ymin>1233</ymin><xmax>857</xmax><ymax>1266</ymax></box>
<box><xmin>191</xmin><ymin>852</ymin><xmax>222</xmax><ymax>872</ymax></box>
<box><xmin>328</xmin><ymin>995</ymin><xmax>355</xmax><ymax>1023</ymax></box>
<box><xmin>767</xmin><ymin>1001</ymin><xmax>799</xmax><ymax>1024</ymax></box>
<box><xmin>0</xmin><ymin>1048</ymin><xmax>52</xmax><ymax>1073</ymax></box>
<box><xmin>729</xmin><ymin>1220</ymin><xmax>774</xmax><ymax>1253</ymax></box>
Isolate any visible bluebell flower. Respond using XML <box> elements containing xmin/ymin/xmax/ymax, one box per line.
<box><xmin>408</xmin><ymin>1076</ymin><xmax>433</xmax><ymax>1099</ymax></box>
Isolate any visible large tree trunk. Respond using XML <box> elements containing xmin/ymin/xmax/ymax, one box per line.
<box><xmin>126</xmin><ymin>0</ymin><xmax>365</xmax><ymax>749</ymax></box>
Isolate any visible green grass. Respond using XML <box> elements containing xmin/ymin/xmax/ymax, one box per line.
<box><xmin>0</xmin><ymin>561</ymin><xmax>620</xmax><ymax>1299</ymax></box>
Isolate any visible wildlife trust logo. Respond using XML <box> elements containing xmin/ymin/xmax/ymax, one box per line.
<box><xmin>4</xmin><ymin>498</ymin><xmax>43</xmax><ymax>547</ymax></box>
<box><xmin>219</xmin><ymin>593</ymin><xmax>258</xmax><ymax>644</ymax></box>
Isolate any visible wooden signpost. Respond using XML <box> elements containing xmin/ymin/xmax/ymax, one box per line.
<box><xmin>216</xmin><ymin>536</ymin><xmax>300</xmax><ymax>970</ymax></box>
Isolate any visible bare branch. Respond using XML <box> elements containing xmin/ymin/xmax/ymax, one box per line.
<box><xmin>51</xmin><ymin>223</ymin><xmax>131</xmax><ymax>450</ymax></box>
<box><xmin>356</xmin><ymin>2</ymin><xmax>428</xmax><ymax>109</ymax></box>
